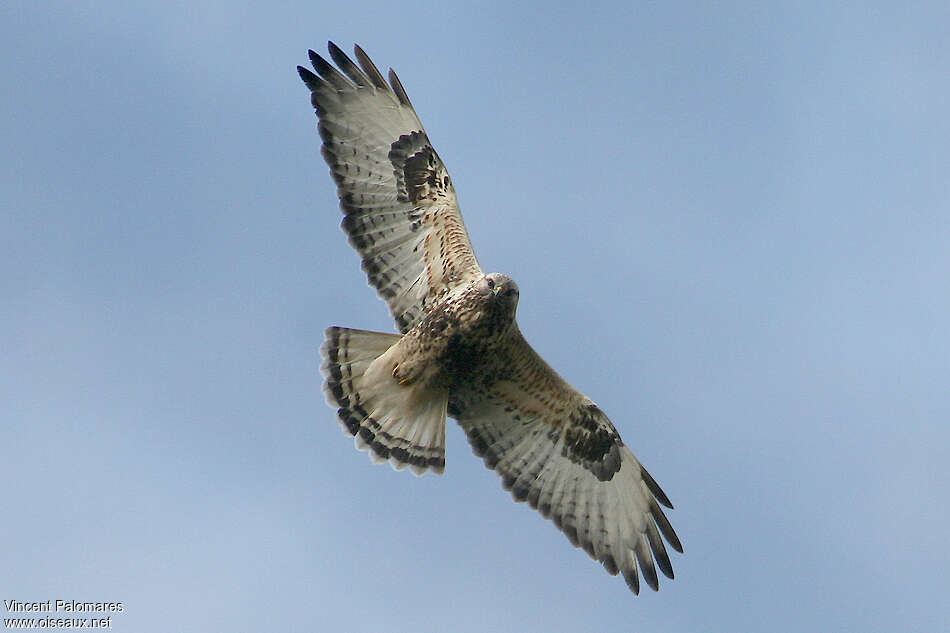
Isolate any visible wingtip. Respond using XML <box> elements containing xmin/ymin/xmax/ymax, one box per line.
<box><xmin>353</xmin><ymin>44</ymin><xmax>389</xmax><ymax>90</ymax></box>
<box><xmin>297</xmin><ymin>65</ymin><xmax>322</xmax><ymax>93</ymax></box>
<box><xmin>641</xmin><ymin>464</ymin><xmax>674</xmax><ymax>509</ymax></box>
<box><xmin>308</xmin><ymin>48</ymin><xmax>323</xmax><ymax>68</ymax></box>
<box><xmin>623</xmin><ymin>569</ymin><xmax>640</xmax><ymax>595</ymax></box>
<box><xmin>644</xmin><ymin>569</ymin><xmax>660</xmax><ymax>592</ymax></box>
<box><xmin>387</xmin><ymin>68</ymin><xmax>413</xmax><ymax>107</ymax></box>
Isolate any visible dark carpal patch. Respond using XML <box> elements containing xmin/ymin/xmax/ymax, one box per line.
<box><xmin>389</xmin><ymin>132</ymin><xmax>451</xmax><ymax>205</ymax></box>
<box><xmin>561</xmin><ymin>404</ymin><xmax>623</xmax><ymax>481</ymax></box>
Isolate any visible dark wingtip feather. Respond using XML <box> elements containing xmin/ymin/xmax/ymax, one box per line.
<box><xmin>307</xmin><ymin>48</ymin><xmax>322</xmax><ymax>69</ymax></box>
<box><xmin>653</xmin><ymin>548</ymin><xmax>675</xmax><ymax>581</ymax></box>
<box><xmin>388</xmin><ymin>68</ymin><xmax>413</xmax><ymax>107</ymax></box>
<box><xmin>647</xmin><ymin>523</ymin><xmax>675</xmax><ymax>579</ymax></box>
<box><xmin>328</xmin><ymin>41</ymin><xmax>369</xmax><ymax>86</ymax></box>
<box><xmin>623</xmin><ymin>569</ymin><xmax>640</xmax><ymax>595</ymax></box>
<box><xmin>354</xmin><ymin>44</ymin><xmax>389</xmax><ymax>90</ymax></box>
<box><xmin>650</xmin><ymin>498</ymin><xmax>684</xmax><ymax>553</ymax></box>
<box><xmin>656</xmin><ymin>554</ymin><xmax>675</xmax><ymax>580</ymax></box>
<box><xmin>308</xmin><ymin>49</ymin><xmax>351</xmax><ymax>90</ymax></box>
<box><xmin>641</xmin><ymin>464</ymin><xmax>674</xmax><ymax>509</ymax></box>
<box><xmin>640</xmin><ymin>555</ymin><xmax>659</xmax><ymax>591</ymax></box>
<box><xmin>297</xmin><ymin>65</ymin><xmax>322</xmax><ymax>91</ymax></box>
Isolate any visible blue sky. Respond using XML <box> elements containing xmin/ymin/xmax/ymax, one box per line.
<box><xmin>3</xmin><ymin>2</ymin><xmax>949</xmax><ymax>631</ymax></box>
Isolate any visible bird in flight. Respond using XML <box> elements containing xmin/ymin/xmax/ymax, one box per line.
<box><xmin>297</xmin><ymin>42</ymin><xmax>682</xmax><ymax>594</ymax></box>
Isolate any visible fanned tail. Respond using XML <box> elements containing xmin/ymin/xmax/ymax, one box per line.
<box><xmin>320</xmin><ymin>326</ymin><xmax>447</xmax><ymax>475</ymax></box>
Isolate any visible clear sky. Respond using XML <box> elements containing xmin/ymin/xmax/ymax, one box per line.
<box><xmin>3</xmin><ymin>2</ymin><xmax>949</xmax><ymax>632</ymax></box>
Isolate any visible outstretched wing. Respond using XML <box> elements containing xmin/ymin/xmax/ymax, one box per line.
<box><xmin>298</xmin><ymin>43</ymin><xmax>483</xmax><ymax>333</ymax></box>
<box><xmin>449</xmin><ymin>329</ymin><xmax>683</xmax><ymax>594</ymax></box>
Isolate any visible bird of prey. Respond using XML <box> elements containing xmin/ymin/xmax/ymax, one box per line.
<box><xmin>297</xmin><ymin>42</ymin><xmax>683</xmax><ymax>594</ymax></box>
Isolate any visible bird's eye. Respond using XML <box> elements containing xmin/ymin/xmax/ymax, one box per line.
<box><xmin>486</xmin><ymin>278</ymin><xmax>495</xmax><ymax>289</ymax></box>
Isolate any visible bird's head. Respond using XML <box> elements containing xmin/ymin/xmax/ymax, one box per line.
<box><xmin>479</xmin><ymin>272</ymin><xmax>520</xmax><ymax>314</ymax></box>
